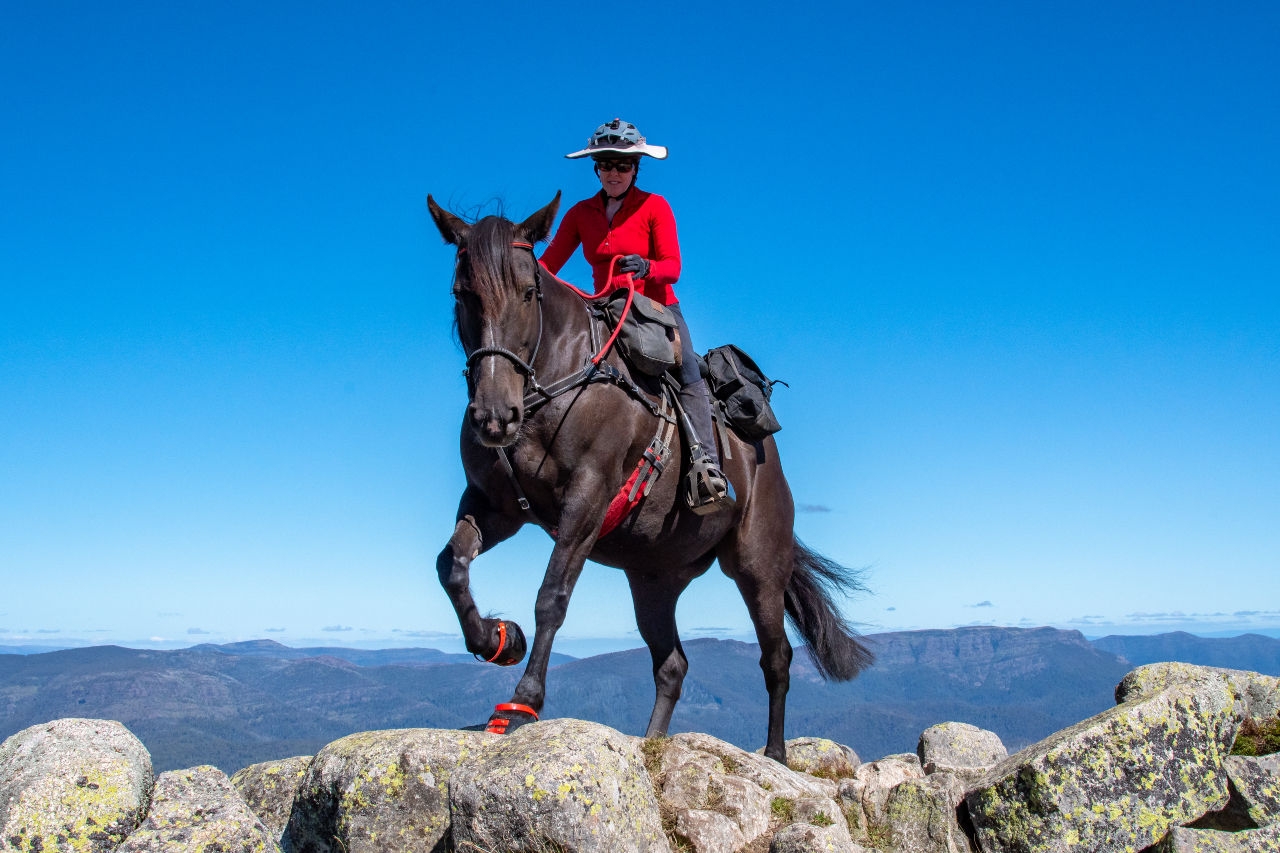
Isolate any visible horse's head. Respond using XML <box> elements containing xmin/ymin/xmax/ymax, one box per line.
<box><xmin>428</xmin><ymin>193</ymin><xmax>562</xmax><ymax>447</ymax></box>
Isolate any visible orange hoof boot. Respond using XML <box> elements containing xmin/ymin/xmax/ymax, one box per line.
<box><xmin>473</xmin><ymin>619</ymin><xmax>527</xmax><ymax>667</ymax></box>
<box><xmin>484</xmin><ymin>703</ymin><xmax>539</xmax><ymax>734</ymax></box>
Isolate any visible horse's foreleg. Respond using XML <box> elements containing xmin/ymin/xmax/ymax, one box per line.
<box><xmin>502</xmin><ymin>531</ymin><xmax>597</xmax><ymax>716</ymax></box>
<box><xmin>626</xmin><ymin>570</ymin><xmax>696</xmax><ymax>739</ymax></box>
<box><xmin>436</xmin><ymin>488</ymin><xmax>525</xmax><ymax>664</ymax></box>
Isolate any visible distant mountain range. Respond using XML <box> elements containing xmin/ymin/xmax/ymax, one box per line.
<box><xmin>1</xmin><ymin>629</ymin><xmax>1276</xmax><ymax>774</ymax></box>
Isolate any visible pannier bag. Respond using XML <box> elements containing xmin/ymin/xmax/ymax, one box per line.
<box><xmin>702</xmin><ymin>345</ymin><xmax>783</xmax><ymax>440</ymax></box>
<box><xmin>603</xmin><ymin>289</ymin><xmax>680</xmax><ymax>376</ymax></box>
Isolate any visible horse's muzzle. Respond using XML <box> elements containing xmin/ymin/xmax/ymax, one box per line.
<box><xmin>469</xmin><ymin>402</ymin><xmax>522</xmax><ymax>447</ymax></box>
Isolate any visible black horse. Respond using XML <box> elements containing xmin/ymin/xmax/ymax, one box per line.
<box><xmin>427</xmin><ymin>193</ymin><xmax>872</xmax><ymax>762</ymax></box>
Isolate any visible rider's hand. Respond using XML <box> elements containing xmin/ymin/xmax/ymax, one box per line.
<box><xmin>618</xmin><ymin>254</ymin><xmax>650</xmax><ymax>279</ymax></box>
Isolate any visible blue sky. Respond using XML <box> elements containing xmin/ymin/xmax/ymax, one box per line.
<box><xmin>3</xmin><ymin>2</ymin><xmax>1277</xmax><ymax>656</ymax></box>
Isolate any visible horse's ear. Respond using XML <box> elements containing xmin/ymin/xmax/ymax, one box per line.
<box><xmin>516</xmin><ymin>191</ymin><xmax>561</xmax><ymax>245</ymax></box>
<box><xmin>427</xmin><ymin>194</ymin><xmax>471</xmax><ymax>246</ymax></box>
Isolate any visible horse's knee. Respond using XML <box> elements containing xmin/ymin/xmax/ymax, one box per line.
<box><xmin>437</xmin><ymin>516</ymin><xmax>483</xmax><ymax>590</ymax></box>
<box><xmin>534</xmin><ymin>590</ymin><xmax>573</xmax><ymax>629</ymax></box>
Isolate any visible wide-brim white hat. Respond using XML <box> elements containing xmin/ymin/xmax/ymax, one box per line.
<box><xmin>565</xmin><ymin>118</ymin><xmax>669</xmax><ymax>160</ymax></box>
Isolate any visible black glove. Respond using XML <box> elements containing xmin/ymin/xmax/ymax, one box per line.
<box><xmin>618</xmin><ymin>254</ymin><xmax>650</xmax><ymax>279</ymax></box>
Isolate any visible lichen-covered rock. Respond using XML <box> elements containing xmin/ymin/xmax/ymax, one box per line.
<box><xmin>449</xmin><ymin>718</ymin><xmax>669</xmax><ymax>853</ymax></box>
<box><xmin>881</xmin><ymin>773</ymin><xmax>969</xmax><ymax>853</ymax></box>
<box><xmin>839</xmin><ymin>752</ymin><xmax>924</xmax><ymax>839</ymax></box>
<box><xmin>286</xmin><ymin>728</ymin><xmax>484</xmax><ymax>853</ymax></box>
<box><xmin>673</xmin><ymin>808</ymin><xmax>744</xmax><ymax>853</ymax></box>
<box><xmin>917</xmin><ymin>722</ymin><xmax>1007</xmax><ymax>783</ymax></box>
<box><xmin>1157</xmin><ymin>821</ymin><xmax>1280</xmax><ymax>852</ymax></box>
<box><xmin>965</xmin><ymin>676</ymin><xmax>1242</xmax><ymax>853</ymax></box>
<box><xmin>787</xmin><ymin>796</ymin><xmax>855</xmax><ymax>850</ymax></box>
<box><xmin>231</xmin><ymin>755</ymin><xmax>311</xmax><ymax>841</ymax></box>
<box><xmin>835</xmin><ymin>781</ymin><xmax>870</xmax><ymax>845</ymax></box>
<box><xmin>666</xmin><ymin>733</ymin><xmax>840</xmax><ymax>801</ymax></box>
<box><xmin>117</xmin><ymin>764</ymin><xmax>281</xmax><ymax>852</ymax></box>
<box><xmin>1224</xmin><ymin>753</ymin><xmax>1280</xmax><ymax>827</ymax></box>
<box><xmin>1117</xmin><ymin>663</ymin><xmax>1280</xmax><ymax>726</ymax></box>
<box><xmin>0</xmin><ymin>718</ymin><xmax>154</xmax><ymax>852</ymax></box>
<box><xmin>768</xmin><ymin>820</ymin><xmax>869</xmax><ymax>853</ymax></box>
<box><xmin>657</xmin><ymin>744</ymin><xmax>770</xmax><ymax>843</ymax></box>
<box><xmin>780</xmin><ymin>737</ymin><xmax>860</xmax><ymax>780</ymax></box>
<box><xmin>655</xmin><ymin>732</ymin><xmax>841</xmax><ymax>851</ymax></box>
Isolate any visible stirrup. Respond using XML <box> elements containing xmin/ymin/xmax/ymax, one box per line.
<box><xmin>685</xmin><ymin>455</ymin><xmax>736</xmax><ymax>515</ymax></box>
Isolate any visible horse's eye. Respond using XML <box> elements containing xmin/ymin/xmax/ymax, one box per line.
<box><xmin>523</xmin><ymin>286</ymin><xmax>536</xmax><ymax>303</ymax></box>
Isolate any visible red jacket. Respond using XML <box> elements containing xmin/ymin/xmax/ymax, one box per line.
<box><xmin>539</xmin><ymin>189</ymin><xmax>682</xmax><ymax>305</ymax></box>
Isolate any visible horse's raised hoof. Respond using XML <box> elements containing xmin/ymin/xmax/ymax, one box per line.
<box><xmin>474</xmin><ymin>618</ymin><xmax>527</xmax><ymax>666</ymax></box>
<box><xmin>484</xmin><ymin>702</ymin><xmax>539</xmax><ymax>734</ymax></box>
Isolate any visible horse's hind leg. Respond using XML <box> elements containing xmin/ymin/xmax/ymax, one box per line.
<box><xmin>625</xmin><ymin>568</ymin><xmax>698</xmax><ymax>738</ymax></box>
<box><xmin>437</xmin><ymin>486</ymin><xmax>526</xmax><ymax>664</ymax></box>
<box><xmin>719</xmin><ymin>532</ymin><xmax>796</xmax><ymax>764</ymax></box>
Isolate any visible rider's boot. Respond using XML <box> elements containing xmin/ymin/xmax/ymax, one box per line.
<box><xmin>680</xmin><ymin>379</ymin><xmax>736</xmax><ymax>514</ymax></box>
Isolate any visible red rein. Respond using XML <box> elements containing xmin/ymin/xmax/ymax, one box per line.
<box><xmin>460</xmin><ymin>242</ymin><xmax>636</xmax><ymax>366</ymax></box>
<box><xmin>546</xmin><ymin>252</ymin><xmax>635</xmax><ymax>366</ymax></box>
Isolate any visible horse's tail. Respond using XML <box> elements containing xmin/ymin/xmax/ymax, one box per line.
<box><xmin>784</xmin><ymin>537</ymin><xmax>874</xmax><ymax>681</ymax></box>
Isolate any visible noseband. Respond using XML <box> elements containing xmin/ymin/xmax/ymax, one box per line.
<box><xmin>459</xmin><ymin>240</ymin><xmax>546</xmax><ymax>395</ymax></box>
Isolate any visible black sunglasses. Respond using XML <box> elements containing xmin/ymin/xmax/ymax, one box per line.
<box><xmin>594</xmin><ymin>160</ymin><xmax>636</xmax><ymax>173</ymax></box>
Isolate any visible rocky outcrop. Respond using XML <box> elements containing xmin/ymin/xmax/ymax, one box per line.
<box><xmin>286</xmin><ymin>728</ymin><xmax>485</xmax><ymax>852</ymax></box>
<box><xmin>1223</xmin><ymin>753</ymin><xmax>1280</xmax><ymax>827</ymax></box>
<box><xmin>230</xmin><ymin>755</ymin><xmax>312</xmax><ymax>841</ymax></box>
<box><xmin>0</xmin><ymin>718</ymin><xmax>154</xmax><ymax>852</ymax></box>
<box><xmin>0</xmin><ymin>661</ymin><xmax>1276</xmax><ymax>852</ymax></box>
<box><xmin>917</xmin><ymin>721</ymin><xmax>1008</xmax><ymax>783</ymax></box>
<box><xmin>837</xmin><ymin>752</ymin><xmax>924</xmax><ymax>844</ymax></box>
<box><xmin>1157</xmin><ymin>822</ymin><xmax>1280</xmax><ymax>852</ymax></box>
<box><xmin>117</xmin><ymin>764</ymin><xmax>280</xmax><ymax>852</ymax></box>
<box><xmin>449</xmin><ymin>719</ymin><xmax>666</xmax><ymax>853</ymax></box>
<box><xmin>779</xmin><ymin>737</ymin><xmax>860</xmax><ymax>780</ymax></box>
<box><xmin>1117</xmin><ymin>663</ymin><xmax>1280</xmax><ymax>725</ymax></box>
<box><xmin>966</xmin><ymin>668</ymin><xmax>1241</xmax><ymax>853</ymax></box>
<box><xmin>652</xmin><ymin>732</ymin><xmax>847</xmax><ymax>852</ymax></box>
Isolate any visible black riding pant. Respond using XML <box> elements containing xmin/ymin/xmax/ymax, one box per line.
<box><xmin>668</xmin><ymin>303</ymin><xmax>721</xmax><ymax>466</ymax></box>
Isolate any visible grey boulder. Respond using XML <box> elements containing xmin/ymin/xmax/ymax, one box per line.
<box><xmin>117</xmin><ymin>764</ymin><xmax>280</xmax><ymax>853</ymax></box>
<box><xmin>285</xmin><ymin>728</ymin><xmax>485</xmax><ymax>853</ymax></box>
<box><xmin>449</xmin><ymin>718</ymin><xmax>669</xmax><ymax>853</ymax></box>
<box><xmin>965</xmin><ymin>670</ymin><xmax>1242</xmax><ymax>853</ymax></box>
<box><xmin>230</xmin><ymin>755</ymin><xmax>312</xmax><ymax>841</ymax></box>
<box><xmin>0</xmin><ymin>718</ymin><xmax>154</xmax><ymax>852</ymax></box>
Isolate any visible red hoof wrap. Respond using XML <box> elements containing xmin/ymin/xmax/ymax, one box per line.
<box><xmin>484</xmin><ymin>703</ymin><xmax>539</xmax><ymax>735</ymax></box>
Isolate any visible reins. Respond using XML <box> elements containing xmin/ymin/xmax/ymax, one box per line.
<box><xmin>551</xmin><ymin>253</ymin><xmax>636</xmax><ymax>366</ymax></box>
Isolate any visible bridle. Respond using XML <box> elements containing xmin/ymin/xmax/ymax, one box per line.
<box><xmin>455</xmin><ymin>242</ymin><xmax>639</xmax><ymax>411</ymax></box>
<box><xmin>458</xmin><ymin>240</ymin><xmax>547</xmax><ymax>398</ymax></box>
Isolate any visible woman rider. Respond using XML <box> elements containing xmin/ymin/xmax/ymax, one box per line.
<box><xmin>539</xmin><ymin>118</ymin><xmax>733</xmax><ymax>513</ymax></box>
